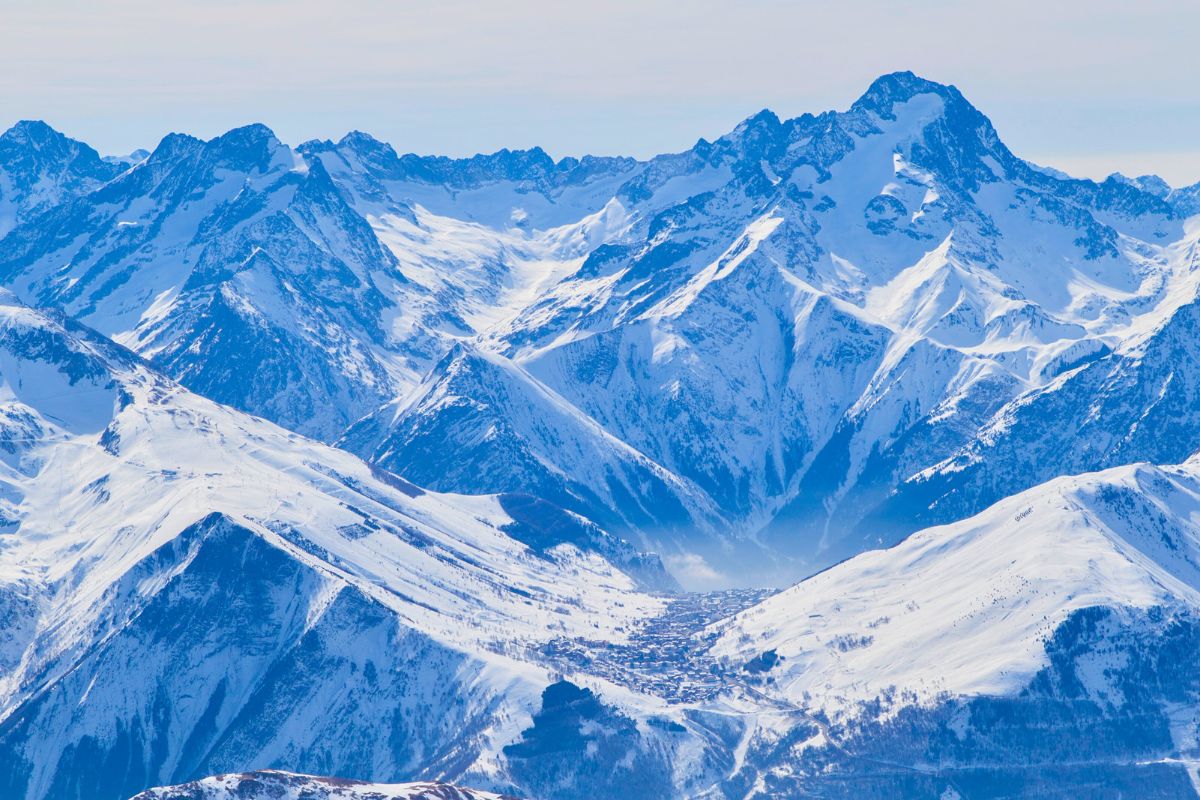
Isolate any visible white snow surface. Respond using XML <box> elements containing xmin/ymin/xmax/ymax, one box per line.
<box><xmin>0</xmin><ymin>304</ymin><xmax>657</xmax><ymax>656</ymax></box>
<box><xmin>0</xmin><ymin>298</ymin><xmax>668</xmax><ymax>797</ymax></box>
<box><xmin>6</xmin><ymin>81</ymin><xmax>1200</xmax><ymax>587</ymax></box>
<box><xmin>712</xmin><ymin>460</ymin><xmax>1200</xmax><ymax>717</ymax></box>
<box><xmin>129</xmin><ymin>770</ymin><xmax>511</xmax><ymax>800</ymax></box>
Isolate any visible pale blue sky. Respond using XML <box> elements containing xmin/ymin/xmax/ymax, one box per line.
<box><xmin>3</xmin><ymin>0</ymin><xmax>1199</xmax><ymax>185</ymax></box>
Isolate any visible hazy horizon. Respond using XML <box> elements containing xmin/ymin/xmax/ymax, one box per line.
<box><xmin>3</xmin><ymin>0</ymin><xmax>1199</xmax><ymax>185</ymax></box>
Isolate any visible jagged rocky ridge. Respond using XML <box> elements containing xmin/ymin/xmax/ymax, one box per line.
<box><xmin>10</xmin><ymin>292</ymin><xmax>1200</xmax><ymax>798</ymax></box>
<box><xmin>0</xmin><ymin>120</ymin><xmax>122</xmax><ymax>237</ymax></box>
<box><xmin>0</xmin><ymin>298</ymin><xmax>692</xmax><ymax>800</ymax></box>
<box><xmin>4</xmin><ymin>72</ymin><xmax>1200</xmax><ymax>800</ymax></box>
<box><xmin>5</xmin><ymin>75</ymin><xmax>1200</xmax><ymax>585</ymax></box>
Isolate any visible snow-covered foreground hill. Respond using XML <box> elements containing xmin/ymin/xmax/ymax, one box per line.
<box><xmin>104</xmin><ymin>449</ymin><xmax>1200</xmax><ymax>798</ymax></box>
<box><xmin>129</xmin><ymin>771</ymin><xmax>513</xmax><ymax>800</ymax></box>
<box><xmin>716</xmin><ymin>462</ymin><xmax>1200</xmax><ymax>707</ymax></box>
<box><xmin>690</xmin><ymin>460</ymin><xmax>1200</xmax><ymax>797</ymax></box>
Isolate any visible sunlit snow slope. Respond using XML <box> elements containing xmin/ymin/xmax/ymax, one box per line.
<box><xmin>704</xmin><ymin>460</ymin><xmax>1200</xmax><ymax>796</ymax></box>
<box><xmin>715</xmin><ymin>462</ymin><xmax>1200</xmax><ymax>712</ymax></box>
<box><xmin>129</xmin><ymin>770</ymin><xmax>512</xmax><ymax>800</ymax></box>
<box><xmin>0</xmin><ymin>297</ymin><xmax>677</xmax><ymax>800</ymax></box>
<box><xmin>5</xmin><ymin>74</ymin><xmax>1200</xmax><ymax>586</ymax></box>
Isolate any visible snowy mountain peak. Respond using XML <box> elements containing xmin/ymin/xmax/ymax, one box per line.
<box><xmin>1112</xmin><ymin>171</ymin><xmax>1174</xmax><ymax>197</ymax></box>
<box><xmin>338</xmin><ymin>129</ymin><xmax>389</xmax><ymax>149</ymax></box>
<box><xmin>712</xmin><ymin>108</ymin><xmax>787</xmax><ymax>164</ymax></box>
<box><xmin>326</xmin><ymin>128</ymin><xmax>402</xmax><ymax>169</ymax></box>
<box><xmin>0</xmin><ymin>120</ymin><xmax>117</xmax><ymax>169</ymax></box>
<box><xmin>0</xmin><ymin>120</ymin><xmax>115</xmax><ymax>185</ymax></box>
<box><xmin>201</xmin><ymin>122</ymin><xmax>286</xmax><ymax>171</ymax></box>
<box><xmin>0</xmin><ymin>72</ymin><xmax>1195</xmax><ymax>590</ymax></box>
<box><xmin>850</xmin><ymin>70</ymin><xmax>967</xmax><ymax>116</ymax></box>
<box><xmin>0</xmin><ymin>119</ymin><xmax>120</xmax><ymax>235</ymax></box>
<box><xmin>2</xmin><ymin>119</ymin><xmax>65</xmax><ymax>146</ymax></box>
<box><xmin>104</xmin><ymin>147</ymin><xmax>151</xmax><ymax>167</ymax></box>
<box><xmin>146</xmin><ymin>131</ymin><xmax>205</xmax><ymax>164</ymax></box>
<box><xmin>7</xmin><ymin>71</ymin><xmax>1200</xmax><ymax>799</ymax></box>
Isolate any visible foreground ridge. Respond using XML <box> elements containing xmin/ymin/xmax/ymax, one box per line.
<box><xmin>128</xmin><ymin>770</ymin><xmax>516</xmax><ymax>800</ymax></box>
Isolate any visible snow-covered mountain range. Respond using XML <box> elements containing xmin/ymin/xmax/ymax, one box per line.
<box><xmin>7</xmin><ymin>72</ymin><xmax>1200</xmax><ymax>588</ymax></box>
<box><xmin>4</xmin><ymin>71</ymin><xmax>1200</xmax><ymax>798</ymax></box>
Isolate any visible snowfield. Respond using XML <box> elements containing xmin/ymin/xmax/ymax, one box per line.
<box><xmin>128</xmin><ymin>771</ymin><xmax>513</xmax><ymax>800</ymax></box>
<box><xmin>0</xmin><ymin>298</ymin><xmax>680</xmax><ymax>800</ymax></box>
<box><xmin>3</xmin><ymin>70</ymin><xmax>1200</xmax><ymax>798</ymax></box>
<box><xmin>713</xmin><ymin>462</ymin><xmax>1200</xmax><ymax>714</ymax></box>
